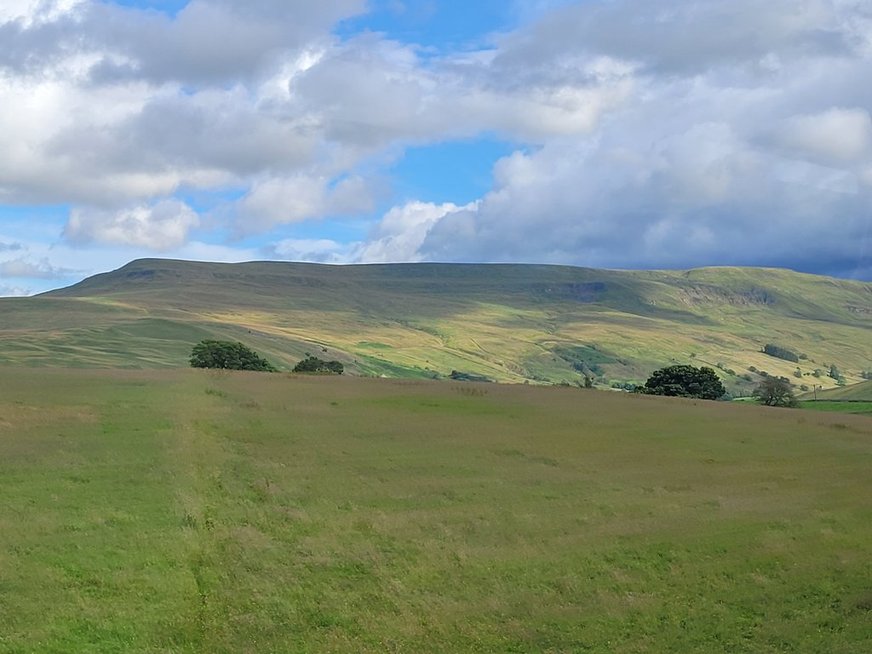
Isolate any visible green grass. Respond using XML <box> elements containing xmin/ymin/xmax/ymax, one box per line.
<box><xmin>803</xmin><ymin>380</ymin><xmax>872</xmax><ymax>402</ymax></box>
<box><xmin>1</xmin><ymin>367</ymin><xmax>871</xmax><ymax>652</ymax></box>
<box><xmin>798</xmin><ymin>400</ymin><xmax>872</xmax><ymax>416</ymax></box>
<box><xmin>0</xmin><ymin>259</ymin><xmax>868</xmax><ymax>393</ymax></box>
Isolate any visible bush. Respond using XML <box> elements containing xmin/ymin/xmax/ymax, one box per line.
<box><xmin>449</xmin><ymin>370</ymin><xmax>492</xmax><ymax>383</ymax></box>
<box><xmin>643</xmin><ymin>365</ymin><xmax>726</xmax><ymax>400</ymax></box>
<box><xmin>293</xmin><ymin>356</ymin><xmax>344</xmax><ymax>375</ymax></box>
<box><xmin>190</xmin><ymin>340</ymin><xmax>277</xmax><ymax>372</ymax></box>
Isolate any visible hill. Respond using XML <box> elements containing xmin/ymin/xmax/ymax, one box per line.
<box><xmin>0</xmin><ymin>258</ymin><xmax>868</xmax><ymax>391</ymax></box>
<box><xmin>801</xmin><ymin>380</ymin><xmax>872</xmax><ymax>402</ymax></box>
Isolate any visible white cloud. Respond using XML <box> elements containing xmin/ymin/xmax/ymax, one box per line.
<box><xmin>775</xmin><ymin>107</ymin><xmax>872</xmax><ymax>165</ymax></box>
<box><xmin>0</xmin><ymin>256</ymin><xmax>75</xmax><ymax>279</ymax></box>
<box><xmin>237</xmin><ymin>174</ymin><xmax>377</xmax><ymax>233</ymax></box>
<box><xmin>0</xmin><ymin>284</ymin><xmax>31</xmax><ymax>297</ymax></box>
<box><xmin>269</xmin><ymin>238</ymin><xmax>347</xmax><ymax>263</ymax></box>
<box><xmin>0</xmin><ymin>0</ymin><xmax>83</xmax><ymax>26</ymax></box>
<box><xmin>354</xmin><ymin>201</ymin><xmax>472</xmax><ymax>263</ymax></box>
<box><xmin>65</xmin><ymin>200</ymin><xmax>199</xmax><ymax>250</ymax></box>
<box><xmin>0</xmin><ymin>0</ymin><xmax>871</xmax><ymax>278</ymax></box>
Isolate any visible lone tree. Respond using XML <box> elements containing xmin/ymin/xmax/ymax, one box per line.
<box><xmin>753</xmin><ymin>376</ymin><xmax>797</xmax><ymax>407</ymax></box>
<box><xmin>643</xmin><ymin>365</ymin><xmax>725</xmax><ymax>400</ymax></box>
<box><xmin>189</xmin><ymin>340</ymin><xmax>277</xmax><ymax>372</ymax></box>
<box><xmin>293</xmin><ymin>356</ymin><xmax>344</xmax><ymax>375</ymax></box>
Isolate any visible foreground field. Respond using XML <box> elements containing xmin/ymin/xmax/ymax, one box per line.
<box><xmin>1</xmin><ymin>369</ymin><xmax>870</xmax><ymax>652</ymax></box>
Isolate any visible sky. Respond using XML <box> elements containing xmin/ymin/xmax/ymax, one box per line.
<box><xmin>1</xmin><ymin>0</ymin><xmax>871</xmax><ymax>295</ymax></box>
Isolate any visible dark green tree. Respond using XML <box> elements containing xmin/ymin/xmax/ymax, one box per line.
<box><xmin>762</xmin><ymin>344</ymin><xmax>800</xmax><ymax>363</ymax></box>
<box><xmin>753</xmin><ymin>376</ymin><xmax>797</xmax><ymax>407</ymax></box>
<box><xmin>293</xmin><ymin>356</ymin><xmax>344</xmax><ymax>374</ymax></box>
<box><xmin>643</xmin><ymin>365</ymin><xmax>725</xmax><ymax>400</ymax></box>
<box><xmin>189</xmin><ymin>340</ymin><xmax>277</xmax><ymax>372</ymax></box>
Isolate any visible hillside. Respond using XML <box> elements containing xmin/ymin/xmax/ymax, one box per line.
<box><xmin>0</xmin><ymin>258</ymin><xmax>869</xmax><ymax>391</ymax></box>
<box><xmin>801</xmin><ymin>380</ymin><xmax>872</xmax><ymax>402</ymax></box>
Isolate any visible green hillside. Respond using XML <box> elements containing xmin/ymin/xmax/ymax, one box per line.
<box><xmin>0</xmin><ymin>258</ymin><xmax>868</xmax><ymax>392</ymax></box>
<box><xmin>802</xmin><ymin>380</ymin><xmax>872</xmax><ymax>402</ymax></box>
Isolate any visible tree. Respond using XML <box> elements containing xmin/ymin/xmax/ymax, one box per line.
<box><xmin>762</xmin><ymin>344</ymin><xmax>800</xmax><ymax>363</ymax></box>
<box><xmin>753</xmin><ymin>376</ymin><xmax>796</xmax><ymax>407</ymax></box>
<box><xmin>293</xmin><ymin>356</ymin><xmax>344</xmax><ymax>374</ymax></box>
<box><xmin>643</xmin><ymin>365</ymin><xmax>725</xmax><ymax>400</ymax></box>
<box><xmin>189</xmin><ymin>340</ymin><xmax>277</xmax><ymax>372</ymax></box>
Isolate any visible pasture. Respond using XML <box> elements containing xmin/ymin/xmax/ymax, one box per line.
<box><xmin>0</xmin><ymin>368</ymin><xmax>870</xmax><ymax>652</ymax></box>
<box><xmin>798</xmin><ymin>401</ymin><xmax>872</xmax><ymax>416</ymax></box>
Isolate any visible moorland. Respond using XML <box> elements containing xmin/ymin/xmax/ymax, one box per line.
<box><xmin>1</xmin><ymin>259</ymin><xmax>870</xmax><ymax>394</ymax></box>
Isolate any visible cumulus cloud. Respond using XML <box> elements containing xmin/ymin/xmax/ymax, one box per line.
<box><xmin>0</xmin><ymin>283</ymin><xmax>31</xmax><ymax>297</ymax></box>
<box><xmin>65</xmin><ymin>200</ymin><xmax>199</xmax><ymax>250</ymax></box>
<box><xmin>0</xmin><ymin>0</ymin><xmax>871</xmax><ymax>277</ymax></box>
<box><xmin>0</xmin><ymin>256</ymin><xmax>76</xmax><ymax>279</ymax></box>
<box><xmin>268</xmin><ymin>238</ymin><xmax>348</xmax><ymax>263</ymax></box>
<box><xmin>237</xmin><ymin>174</ymin><xmax>378</xmax><ymax>233</ymax></box>
<box><xmin>354</xmin><ymin>201</ymin><xmax>472</xmax><ymax>263</ymax></box>
<box><xmin>494</xmin><ymin>0</ymin><xmax>857</xmax><ymax>75</ymax></box>
<box><xmin>774</xmin><ymin>107</ymin><xmax>872</xmax><ymax>165</ymax></box>
<box><xmin>400</xmin><ymin>0</ymin><xmax>872</xmax><ymax>277</ymax></box>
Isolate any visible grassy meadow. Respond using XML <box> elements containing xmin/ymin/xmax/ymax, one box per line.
<box><xmin>798</xmin><ymin>401</ymin><xmax>872</xmax><ymax>416</ymax></box>
<box><xmin>802</xmin><ymin>380</ymin><xmax>872</xmax><ymax>402</ymax></box>
<box><xmin>797</xmin><ymin>381</ymin><xmax>872</xmax><ymax>416</ymax></box>
<box><xmin>1</xmin><ymin>367</ymin><xmax>871</xmax><ymax>652</ymax></box>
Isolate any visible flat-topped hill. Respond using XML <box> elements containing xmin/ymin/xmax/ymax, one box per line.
<box><xmin>0</xmin><ymin>258</ymin><xmax>866</xmax><ymax>391</ymax></box>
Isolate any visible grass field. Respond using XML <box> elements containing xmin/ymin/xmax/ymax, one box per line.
<box><xmin>802</xmin><ymin>380</ymin><xmax>872</xmax><ymax>402</ymax></box>
<box><xmin>798</xmin><ymin>401</ymin><xmax>872</xmax><ymax>416</ymax></box>
<box><xmin>1</xmin><ymin>367</ymin><xmax>871</xmax><ymax>652</ymax></box>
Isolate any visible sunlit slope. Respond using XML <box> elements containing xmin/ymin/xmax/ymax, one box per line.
<box><xmin>0</xmin><ymin>259</ymin><xmax>867</xmax><ymax>388</ymax></box>
<box><xmin>803</xmin><ymin>380</ymin><xmax>872</xmax><ymax>401</ymax></box>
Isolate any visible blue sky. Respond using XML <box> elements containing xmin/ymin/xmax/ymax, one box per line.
<box><xmin>1</xmin><ymin>0</ymin><xmax>871</xmax><ymax>294</ymax></box>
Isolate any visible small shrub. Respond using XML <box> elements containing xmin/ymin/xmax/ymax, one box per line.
<box><xmin>449</xmin><ymin>371</ymin><xmax>492</xmax><ymax>383</ymax></box>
